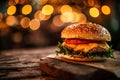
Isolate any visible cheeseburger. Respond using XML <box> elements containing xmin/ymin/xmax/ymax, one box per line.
<box><xmin>56</xmin><ymin>23</ymin><xmax>114</xmax><ymax>61</ymax></box>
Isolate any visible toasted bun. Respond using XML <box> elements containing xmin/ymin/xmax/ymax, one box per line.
<box><xmin>61</xmin><ymin>54</ymin><xmax>105</xmax><ymax>61</ymax></box>
<box><xmin>61</xmin><ymin>23</ymin><xmax>111</xmax><ymax>41</ymax></box>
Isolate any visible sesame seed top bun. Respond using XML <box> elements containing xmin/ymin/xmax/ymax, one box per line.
<box><xmin>61</xmin><ymin>23</ymin><xmax>111</xmax><ymax>41</ymax></box>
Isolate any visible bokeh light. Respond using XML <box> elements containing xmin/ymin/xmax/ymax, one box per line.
<box><xmin>60</xmin><ymin>5</ymin><xmax>72</xmax><ymax>13</ymax></box>
<box><xmin>101</xmin><ymin>5</ymin><xmax>111</xmax><ymax>15</ymax></box>
<box><xmin>89</xmin><ymin>7</ymin><xmax>99</xmax><ymax>18</ymax></box>
<box><xmin>60</xmin><ymin>12</ymin><xmax>74</xmax><ymax>23</ymax></box>
<box><xmin>15</xmin><ymin>0</ymin><xmax>19</xmax><ymax>4</ymax></box>
<box><xmin>72</xmin><ymin>12</ymin><xmax>80</xmax><ymax>23</ymax></box>
<box><xmin>29</xmin><ymin>19</ymin><xmax>40</xmax><ymax>30</ymax></box>
<box><xmin>34</xmin><ymin>10</ymin><xmax>51</xmax><ymax>21</ymax></box>
<box><xmin>34</xmin><ymin>10</ymin><xmax>41</xmax><ymax>20</ymax></box>
<box><xmin>20</xmin><ymin>17</ymin><xmax>30</xmax><ymax>28</ymax></box>
<box><xmin>22</xmin><ymin>4</ymin><xmax>32</xmax><ymax>15</ymax></box>
<box><xmin>6</xmin><ymin>16</ymin><xmax>18</xmax><ymax>26</ymax></box>
<box><xmin>78</xmin><ymin>13</ymin><xmax>87</xmax><ymax>23</ymax></box>
<box><xmin>52</xmin><ymin>15</ymin><xmax>64</xmax><ymax>27</ymax></box>
<box><xmin>7</xmin><ymin>5</ymin><xmax>16</xmax><ymax>15</ymax></box>
<box><xmin>42</xmin><ymin>5</ymin><xmax>54</xmax><ymax>15</ymax></box>
<box><xmin>19</xmin><ymin>0</ymin><xmax>26</xmax><ymax>4</ymax></box>
<box><xmin>88</xmin><ymin>0</ymin><xmax>95</xmax><ymax>6</ymax></box>
<box><xmin>39</xmin><ymin>10</ymin><xmax>51</xmax><ymax>21</ymax></box>
<box><xmin>8</xmin><ymin>0</ymin><xmax>17</xmax><ymax>5</ymax></box>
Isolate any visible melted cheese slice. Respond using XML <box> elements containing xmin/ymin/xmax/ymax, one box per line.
<box><xmin>62</xmin><ymin>42</ymin><xmax>109</xmax><ymax>53</ymax></box>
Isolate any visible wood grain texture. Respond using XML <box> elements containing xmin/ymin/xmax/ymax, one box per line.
<box><xmin>0</xmin><ymin>46</ymin><xmax>120</xmax><ymax>80</ymax></box>
<box><xmin>0</xmin><ymin>46</ymin><xmax>57</xmax><ymax>80</ymax></box>
<box><xmin>40</xmin><ymin>51</ymin><xmax>120</xmax><ymax>80</ymax></box>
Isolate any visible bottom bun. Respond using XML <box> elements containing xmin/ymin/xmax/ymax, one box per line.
<box><xmin>61</xmin><ymin>54</ymin><xmax>105</xmax><ymax>62</ymax></box>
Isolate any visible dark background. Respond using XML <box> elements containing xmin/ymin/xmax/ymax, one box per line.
<box><xmin>0</xmin><ymin>0</ymin><xmax>120</xmax><ymax>51</ymax></box>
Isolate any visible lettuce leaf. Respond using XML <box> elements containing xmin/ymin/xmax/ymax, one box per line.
<box><xmin>56</xmin><ymin>42</ymin><xmax>114</xmax><ymax>58</ymax></box>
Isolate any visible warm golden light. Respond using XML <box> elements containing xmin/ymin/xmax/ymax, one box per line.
<box><xmin>22</xmin><ymin>4</ymin><xmax>32</xmax><ymax>15</ymax></box>
<box><xmin>53</xmin><ymin>15</ymin><xmax>64</xmax><ymax>27</ymax></box>
<box><xmin>20</xmin><ymin>17</ymin><xmax>30</xmax><ymax>28</ymax></box>
<box><xmin>39</xmin><ymin>10</ymin><xmax>51</xmax><ymax>21</ymax></box>
<box><xmin>15</xmin><ymin>0</ymin><xmax>19</xmax><ymax>4</ymax></box>
<box><xmin>101</xmin><ymin>5</ymin><xmax>111</xmax><ymax>15</ymax></box>
<box><xmin>8</xmin><ymin>0</ymin><xmax>17</xmax><ymax>5</ymax></box>
<box><xmin>79</xmin><ymin>13</ymin><xmax>87</xmax><ymax>23</ymax></box>
<box><xmin>72</xmin><ymin>12</ymin><xmax>80</xmax><ymax>23</ymax></box>
<box><xmin>6</xmin><ymin>16</ymin><xmax>18</xmax><ymax>26</ymax></box>
<box><xmin>19</xmin><ymin>0</ymin><xmax>26</xmax><ymax>4</ymax></box>
<box><xmin>34</xmin><ymin>10</ymin><xmax>41</xmax><ymax>20</ymax></box>
<box><xmin>60</xmin><ymin>12</ymin><xmax>74</xmax><ymax>23</ymax></box>
<box><xmin>42</xmin><ymin>5</ymin><xmax>54</xmax><ymax>15</ymax></box>
<box><xmin>60</xmin><ymin>5</ymin><xmax>72</xmax><ymax>13</ymax></box>
<box><xmin>89</xmin><ymin>7</ymin><xmax>99</xmax><ymax>18</ymax></box>
<box><xmin>88</xmin><ymin>0</ymin><xmax>95</xmax><ymax>6</ymax></box>
<box><xmin>7</xmin><ymin>6</ymin><xmax>16</xmax><ymax>15</ymax></box>
<box><xmin>34</xmin><ymin>10</ymin><xmax>51</xmax><ymax>21</ymax></box>
<box><xmin>29</xmin><ymin>19</ymin><xmax>40</xmax><ymax>30</ymax></box>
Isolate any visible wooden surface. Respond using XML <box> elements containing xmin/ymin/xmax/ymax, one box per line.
<box><xmin>0</xmin><ymin>46</ymin><xmax>120</xmax><ymax>80</ymax></box>
<box><xmin>0</xmin><ymin>46</ymin><xmax>57</xmax><ymax>80</ymax></box>
<box><xmin>40</xmin><ymin>51</ymin><xmax>120</xmax><ymax>80</ymax></box>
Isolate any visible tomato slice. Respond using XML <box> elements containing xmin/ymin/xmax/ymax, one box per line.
<box><xmin>65</xmin><ymin>39</ymin><xmax>95</xmax><ymax>44</ymax></box>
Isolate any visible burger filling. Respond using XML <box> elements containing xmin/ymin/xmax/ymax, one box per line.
<box><xmin>56</xmin><ymin>39</ymin><xmax>114</xmax><ymax>58</ymax></box>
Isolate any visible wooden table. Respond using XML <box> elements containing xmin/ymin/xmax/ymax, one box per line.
<box><xmin>0</xmin><ymin>46</ymin><xmax>57</xmax><ymax>80</ymax></box>
<box><xmin>0</xmin><ymin>46</ymin><xmax>120</xmax><ymax>80</ymax></box>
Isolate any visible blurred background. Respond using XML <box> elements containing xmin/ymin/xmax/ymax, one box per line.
<box><xmin>0</xmin><ymin>0</ymin><xmax>120</xmax><ymax>51</ymax></box>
